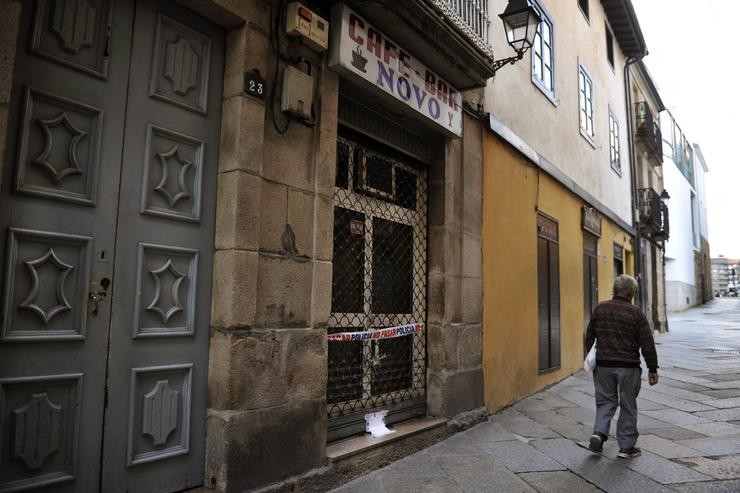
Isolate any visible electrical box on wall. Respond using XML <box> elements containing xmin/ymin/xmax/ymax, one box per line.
<box><xmin>281</xmin><ymin>65</ymin><xmax>313</xmax><ymax>119</ymax></box>
<box><xmin>285</xmin><ymin>2</ymin><xmax>329</xmax><ymax>52</ymax></box>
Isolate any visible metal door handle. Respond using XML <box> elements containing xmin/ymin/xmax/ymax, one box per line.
<box><xmin>88</xmin><ymin>278</ymin><xmax>111</xmax><ymax>315</ymax></box>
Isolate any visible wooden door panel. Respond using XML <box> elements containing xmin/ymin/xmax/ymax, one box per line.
<box><xmin>0</xmin><ymin>1</ymin><xmax>135</xmax><ymax>491</ymax></box>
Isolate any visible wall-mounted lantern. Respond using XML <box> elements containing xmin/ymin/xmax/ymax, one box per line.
<box><xmin>493</xmin><ymin>0</ymin><xmax>542</xmax><ymax>74</ymax></box>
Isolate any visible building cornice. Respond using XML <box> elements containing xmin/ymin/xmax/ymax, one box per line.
<box><xmin>601</xmin><ymin>0</ymin><xmax>648</xmax><ymax>59</ymax></box>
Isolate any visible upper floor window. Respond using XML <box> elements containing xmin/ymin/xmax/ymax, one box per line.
<box><xmin>578</xmin><ymin>0</ymin><xmax>589</xmax><ymax>21</ymax></box>
<box><xmin>609</xmin><ymin>110</ymin><xmax>620</xmax><ymax>173</ymax></box>
<box><xmin>531</xmin><ymin>3</ymin><xmax>555</xmax><ymax>98</ymax></box>
<box><xmin>579</xmin><ymin>64</ymin><xmax>594</xmax><ymax>139</ymax></box>
<box><xmin>605</xmin><ymin>24</ymin><xmax>614</xmax><ymax>68</ymax></box>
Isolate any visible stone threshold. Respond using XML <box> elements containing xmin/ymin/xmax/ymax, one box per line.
<box><xmin>326</xmin><ymin>417</ymin><xmax>447</xmax><ymax>461</ymax></box>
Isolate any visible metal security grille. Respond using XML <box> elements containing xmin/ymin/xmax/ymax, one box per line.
<box><xmin>328</xmin><ymin>128</ymin><xmax>427</xmax><ymax>439</ymax></box>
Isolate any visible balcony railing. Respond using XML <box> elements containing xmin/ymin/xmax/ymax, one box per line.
<box><xmin>431</xmin><ymin>0</ymin><xmax>493</xmax><ymax>58</ymax></box>
<box><xmin>638</xmin><ymin>188</ymin><xmax>669</xmax><ymax>241</ymax></box>
<box><xmin>635</xmin><ymin>102</ymin><xmax>663</xmax><ymax>164</ymax></box>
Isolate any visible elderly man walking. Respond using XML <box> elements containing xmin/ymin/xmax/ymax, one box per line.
<box><xmin>584</xmin><ymin>274</ymin><xmax>659</xmax><ymax>459</ymax></box>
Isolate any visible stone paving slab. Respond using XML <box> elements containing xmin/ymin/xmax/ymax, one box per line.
<box><xmin>425</xmin><ymin>432</ymin><xmax>486</xmax><ymax>458</ymax></box>
<box><xmin>557</xmin><ymin>406</ymin><xmax>596</xmax><ymax>426</ymax></box>
<box><xmin>637</xmin><ymin>390</ymin><xmax>717</xmax><ymax>412</ymax></box>
<box><xmin>648</xmin><ymin>427</ymin><xmax>706</xmax><ymax>441</ymax></box>
<box><xmin>630</xmin><ymin>413</ymin><xmax>674</xmax><ymax>430</ymax></box>
<box><xmin>548</xmin><ymin>423</ymin><xmax>595</xmax><ymax>441</ymax></box>
<box><xmin>694</xmin><ymin>407</ymin><xmax>740</xmax><ymax>422</ymax></box>
<box><xmin>381</xmin><ymin>476</ymin><xmax>463</xmax><ymax>493</ymax></box>
<box><xmin>481</xmin><ymin>440</ymin><xmax>566</xmax><ymax>473</ymax></box>
<box><xmin>380</xmin><ymin>452</ymin><xmax>447</xmax><ymax>478</ymax></box>
<box><xmin>700</xmin><ymin>397</ymin><xmax>740</xmax><ymax>409</ymax></box>
<box><xmin>635</xmin><ymin>399</ymin><xmax>669</xmax><ymax>411</ymax></box>
<box><xmin>489</xmin><ymin>408</ymin><xmax>560</xmax><ymax>439</ymax></box>
<box><xmin>682</xmin><ymin>422</ymin><xmax>740</xmax><ymax>438</ymax></box>
<box><xmin>699</xmin><ymin>389</ymin><xmax>740</xmax><ymax>399</ymax></box>
<box><xmin>654</xmin><ymin>377</ymin><xmax>714</xmax><ymax>393</ymax></box>
<box><xmin>636</xmin><ymin>434</ymin><xmax>705</xmax><ymax>459</ymax></box>
<box><xmin>699</xmin><ymin>372</ymin><xmax>740</xmax><ymax>383</ymax></box>
<box><xmin>676</xmin><ymin>437</ymin><xmax>740</xmax><ymax>456</ymax></box>
<box><xmin>557</xmin><ymin>388</ymin><xmax>598</xmax><ymax>409</ymax></box>
<box><xmin>674</xmin><ymin>455</ymin><xmax>740</xmax><ymax>480</ymax></box>
<box><xmin>517</xmin><ymin>471</ymin><xmax>603</xmax><ymax>493</ymax></box>
<box><xmin>644</xmin><ymin>384</ymin><xmax>723</xmax><ymax>404</ymax></box>
<box><xmin>435</xmin><ymin>454</ymin><xmax>536</xmax><ymax>492</ymax></box>
<box><xmin>597</xmin><ymin>441</ymin><xmax>712</xmax><ymax>484</ymax></box>
<box><xmin>530</xmin><ymin>438</ymin><xmax>673</xmax><ymax>493</ymax></box>
<box><xmin>641</xmin><ymin>409</ymin><xmax>712</xmax><ymax>426</ymax></box>
<box><xmin>331</xmin><ymin>473</ymin><xmax>385</xmax><ymax>493</ymax></box>
<box><xmin>463</xmin><ymin>420</ymin><xmax>519</xmax><ymax>444</ymax></box>
<box><xmin>514</xmin><ymin>394</ymin><xmax>579</xmax><ymax>413</ymax></box>
<box><xmin>672</xmin><ymin>479</ymin><xmax>740</xmax><ymax>492</ymax></box>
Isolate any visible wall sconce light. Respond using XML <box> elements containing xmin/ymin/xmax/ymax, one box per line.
<box><xmin>660</xmin><ymin>189</ymin><xmax>671</xmax><ymax>204</ymax></box>
<box><xmin>493</xmin><ymin>0</ymin><xmax>542</xmax><ymax>74</ymax></box>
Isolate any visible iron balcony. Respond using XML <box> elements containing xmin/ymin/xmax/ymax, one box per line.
<box><xmin>638</xmin><ymin>188</ymin><xmax>669</xmax><ymax>241</ymax></box>
<box><xmin>635</xmin><ymin>101</ymin><xmax>663</xmax><ymax>165</ymax></box>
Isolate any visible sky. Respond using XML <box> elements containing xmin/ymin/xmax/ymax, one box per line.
<box><xmin>632</xmin><ymin>0</ymin><xmax>739</xmax><ymax>258</ymax></box>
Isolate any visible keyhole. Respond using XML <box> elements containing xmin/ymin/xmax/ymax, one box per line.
<box><xmin>100</xmin><ymin>278</ymin><xmax>111</xmax><ymax>290</ymax></box>
<box><xmin>101</xmin><ymin>251</ymin><xmax>106</xmax><ymax>259</ymax></box>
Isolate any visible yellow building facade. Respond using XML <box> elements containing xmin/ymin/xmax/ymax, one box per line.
<box><xmin>482</xmin><ymin>134</ymin><xmax>634</xmax><ymax>411</ymax></box>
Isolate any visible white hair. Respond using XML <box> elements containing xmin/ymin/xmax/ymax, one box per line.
<box><xmin>613</xmin><ymin>274</ymin><xmax>638</xmax><ymax>298</ymax></box>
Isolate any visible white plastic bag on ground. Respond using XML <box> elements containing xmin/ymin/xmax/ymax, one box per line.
<box><xmin>584</xmin><ymin>342</ymin><xmax>597</xmax><ymax>372</ymax></box>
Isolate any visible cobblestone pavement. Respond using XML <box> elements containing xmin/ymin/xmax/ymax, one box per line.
<box><xmin>331</xmin><ymin>299</ymin><xmax>740</xmax><ymax>492</ymax></box>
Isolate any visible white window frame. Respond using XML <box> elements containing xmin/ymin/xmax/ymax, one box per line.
<box><xmin>609</xmin><ymin>109</ymin><xmax>621</xmax><ymax>174</ymax></box>
<box><xmin>531</xmin><ymin>1</ymin><xmax>556</xmax><ymax>103</ymax></box>
<box><xmin>578</xmin><ymin>63</ymin><xmax>595</xmax><ymax>143</ymax></box>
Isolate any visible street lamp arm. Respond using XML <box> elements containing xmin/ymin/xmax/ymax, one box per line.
<box><xmin>492</xmin><ymin>52</ymin><xmax>525</xmax><ymax>74</ymax></box>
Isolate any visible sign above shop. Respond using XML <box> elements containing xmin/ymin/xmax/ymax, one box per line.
<box><xmin>328</xmin><ymin>4</ymin><xmax>462</xmax><ymax>137</ymax></box>
<box><xmin>582</xmin><ymin>206</ymin><xmax>603</xmax><ymax>237</ymax></box>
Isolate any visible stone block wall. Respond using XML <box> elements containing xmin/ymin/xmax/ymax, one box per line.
<box><xmin>204</xmin><ymin>1</ymin><xmax>335</xmax><ymax>490</ymax></box>
<box><xmin>0</xmin><ymin>1</ymin><xmax>21</xmax><ymax>186</ymax></box>
<box><xmin>426</xmin><ymin>106</ymin><xmax>485</xmax><ymax>417</ymax></box>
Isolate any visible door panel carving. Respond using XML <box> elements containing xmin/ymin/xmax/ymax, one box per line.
<box><xmin>30</xmin><ymin>0</ymin><xmax>113</xmax><ymax>78</ymax></box>
<box><xmin>2</xmin><ymin>228</ymin><xmax>91</xmax><ymax>341</ymax></box>
<box><xmin>141</xmin><ymin>124</ymin><xmax>204</xmax><ymax>222</ymax></box>
<box><xmin>133</xmin><ymin>243</ymin><xmax>198</xmax><ymax>338</ymax></box>
<box><xmin>15</xmin><ymin>88</ymin><xmax>103</xmax><ymax>206</ymax></box>
<box><xmin>0</xmin><ymin>374</ymin><xmax>82</xmax><ymax>492</ymax></box>
<box><xmin>127</xmin><ymin>365</ymin><xmax>192</xmax><ymax>466</ymax></box>
<box><xmin>149</xmin><ymin>14</ymin><xmax>211</xmax><ymax>113</ymax></box>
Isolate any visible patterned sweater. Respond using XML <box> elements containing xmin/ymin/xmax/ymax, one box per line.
<box><xmin>585</xmin><ymin>296</ymin><xmax>659</xmax><ymax>372</ymax></box>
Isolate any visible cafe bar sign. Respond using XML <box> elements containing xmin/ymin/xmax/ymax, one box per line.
<box><xmin>328</xmin><ymin>4</ymin><xmax>462</xmax><ymax>137</ymax></box>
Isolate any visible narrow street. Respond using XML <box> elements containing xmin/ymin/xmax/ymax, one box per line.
<box><xmin>332</xmin><ymin>299</ymin><xmax>740</xmax><ymax>492</ymax></box>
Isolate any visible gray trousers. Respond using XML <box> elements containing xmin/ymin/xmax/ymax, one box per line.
<box><xmin>592</xmin><ymin>366</ymin><xmax>642</xmax><ymax>450</ymax></box>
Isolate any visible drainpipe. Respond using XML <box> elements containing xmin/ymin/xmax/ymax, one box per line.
<box><xmin>623</xmin><ymin>57</ymin><xmax>641</xmax><ymax>304</ymax></box>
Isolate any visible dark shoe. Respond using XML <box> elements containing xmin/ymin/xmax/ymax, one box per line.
<box><xmin>588</xmin><ymin>434</ymin><xmax>604</xmax><ymax>453</ymax></box>
<box><xmin>617</xmin><ymin>447</ymin><xmax>641</xmax><ymax>459</ymax></box>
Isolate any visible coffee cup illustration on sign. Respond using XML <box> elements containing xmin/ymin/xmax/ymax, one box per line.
<box><xmin>351</xmin><ymin>46</ymin><xmax>368</xmax><ymax>73</ymax></box>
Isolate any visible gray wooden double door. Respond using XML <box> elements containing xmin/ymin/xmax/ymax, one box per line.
<box><xmin>0</xmin><ymin>0</ymin><xmax>223</xmax><ymax>491</ymax></box>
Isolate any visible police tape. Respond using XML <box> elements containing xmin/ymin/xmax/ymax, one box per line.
<box><xmin>327</xmin><ymin>323</ymin><xmax>423</xmax><ymax>342</ymax></box>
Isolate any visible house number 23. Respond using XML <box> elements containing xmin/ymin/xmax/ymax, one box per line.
<box><xmin>244</xmin><ymin>69</ymin><xmax>266</xmax><ymax>100</ymax></box>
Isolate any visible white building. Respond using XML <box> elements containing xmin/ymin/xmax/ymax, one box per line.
<box><xmin>661</xmin><ymin>111</ymin><xmax>710</xmax><ymax>310</ymax></box>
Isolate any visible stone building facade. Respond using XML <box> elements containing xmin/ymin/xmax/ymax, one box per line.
<box><xmin>0</xmin><ymin>0</ymin><xmax>491</xmax><ymax>491</ymax></box>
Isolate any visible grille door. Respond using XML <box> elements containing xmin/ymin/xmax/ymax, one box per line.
<box><xmin>327</xmin><ymin>130</ymin><xmax>427</xmax><ymax>441</ymax></box>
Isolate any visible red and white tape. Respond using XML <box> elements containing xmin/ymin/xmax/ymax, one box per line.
<box><xmin>327</xmin><ymin>323</ymin><xmax>423</xmax><ymax>342</ymax></box>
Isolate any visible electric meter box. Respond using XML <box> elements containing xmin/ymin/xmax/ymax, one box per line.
<box><xmin>285</xmin><ymin>2</ymin><xmax>329</xmax><ymax>52</ymax></box>
<box><xmin>281</xmin><ymin>65</ymin><xmax>314</xmax><ymax>119</ymax></box>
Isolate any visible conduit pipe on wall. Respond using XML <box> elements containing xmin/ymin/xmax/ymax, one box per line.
<box><xmin>623</xmin><ymin>56</ymin><xmax>641</xmax><ymax>303</ymax></box>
